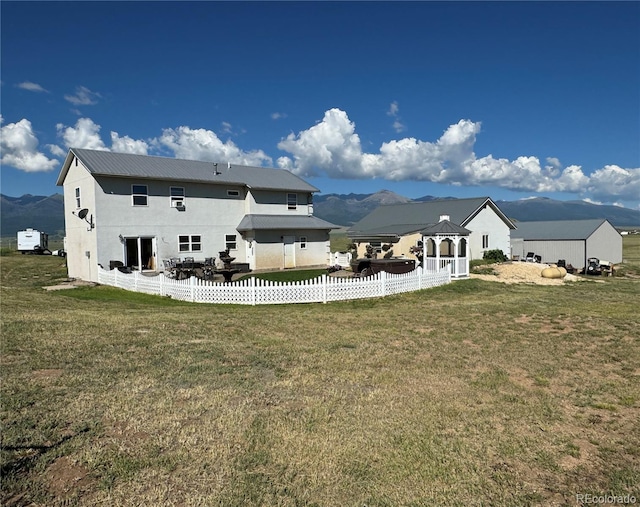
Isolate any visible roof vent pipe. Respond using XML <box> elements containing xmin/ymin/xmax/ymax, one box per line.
<box><xmin>439</xmin><ymin>214</ymin><xmax>450</xmax><ymax>222</ymax></box>
<box><xmin>213</xmin><ymin>163</ymin><xmax>221</xmax><ymax>175</ymax></box>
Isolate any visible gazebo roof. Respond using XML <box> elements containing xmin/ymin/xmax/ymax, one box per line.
<box><xmin>420</xmin><ymin>220</ymin><xmax>470</xmax><ymax>236</ymax></box>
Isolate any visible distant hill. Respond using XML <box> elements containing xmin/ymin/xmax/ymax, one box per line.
<box><xmin>495</xmin><ymin>197</ymin><xmax>640</xmax><ymax>226</ymax></box>
<box><xmin>1</xmin><ymin>194</ymin><xmax>65</xmax><ymax>237</ymax></box>
<box><xmin>314</xmin><ymin>191</ymin><xmax>640</xmax><ymax>227</ymax></box>
<box><xmin>1</xmin><ymin>191</ymin><xmax>638</xmax><ymax>239</ymax></box>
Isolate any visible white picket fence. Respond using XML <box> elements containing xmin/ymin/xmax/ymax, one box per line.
<box><xmin>97</xmin><ymin>266</ymin><xmax>451</xmax><ymax>305</ymax></box>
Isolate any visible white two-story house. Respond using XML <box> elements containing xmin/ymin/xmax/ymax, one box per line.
<box><xmin>56</xmin><ymin>148</ymin><xmax>338</xmax><ymax>282</ymax></box>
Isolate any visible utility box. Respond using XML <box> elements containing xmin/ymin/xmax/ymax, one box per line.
<box><xmin>17</xmin><ymin>229</ymin><xmax>50</xmax><ymax>254</ymax></box>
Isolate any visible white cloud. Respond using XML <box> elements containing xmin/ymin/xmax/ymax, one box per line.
<box><xmin>276</xmin><ymin>108</ymin><xmax>639</xmax><ymax>206</ymax></box>
<box><xmin>64</xmin><ymin>86</ymin><xmax>101</xmax><ymax>106</ymax></box>
<box><xmin>387</xmin><ymin>101</ymin><xmax>405</xmax><ymax>133</ymax></box>
<box><xmin>47</xmin><ymin>144</ymin><xmax>66</xmax><ymax>157</ymax></box>
<box><xmin>0</xmin><ymin>118</ymin><xmax>59</xmax><ymax>172</ymax></box>
<box><xmin>110</xmin><ymin>132</ymin><xmax>149</xmax><ymax>155</ymax></box>
<box><xmin>271</xmin><ymin>112</ymin><xmax>287</xmax><ymax>120</ymax></box>
<box><xmin>587</xmin><ymin>165</ymin><xmax>640</xmax><ymax>203</ymax></box>
<box><xmin>57</xmin><ymin>118</ymin><xmax>108</xmax><ymax>150</ymax></box>
<box><xmin>277</xmin><ymin>108</ymin><xmax>365</xmax><ymax>177</ymax></box>
<box><xmin>17</xmin><ymin>81</ymin><xmax>48</xmax><ymax>93</ymax></box>
<box><xmin>156</xmin><ymin>125</ymin><xmax>272</xmax><ymax>166</ymax></box>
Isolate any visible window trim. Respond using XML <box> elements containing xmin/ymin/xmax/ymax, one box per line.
<box><xmin>132</xmin><ymin>184</ymin><xmax>148</xmax><ymax>206</ymax></box>
<box><xmin>287</xmin><ymin>193</ymin><xmax>297</xmax><ymax>210</ymax></box>
<box><xmin>178</xmin><ymin>234</ymin><xmax>202</xmax><ymax>253</ymax></box>
<box><xmin>225</xmin><ymin>234</ymin><xmax>237</xmax><ymax>251</ymax></box>
<box><xmin>170</xmin><ymin>186</ymin><xmax>185</xmax><ymax>207</ymax></box>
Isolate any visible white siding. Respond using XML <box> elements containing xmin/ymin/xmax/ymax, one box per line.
<box><xmin>465</xmin><ymin>206</ymin><xmax>511</xmax><ymax>260</ymax></box>
<box><xmin>587</xmin><ymin>222</ymin><xmax>623</xmax><ymax>264</ymax></box>
<box><xmin>518</xmin><ymin>240</ymin><xmax>586</xmax><ymax>267</ymax></box>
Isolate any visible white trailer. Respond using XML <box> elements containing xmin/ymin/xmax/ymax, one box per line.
<box><xmin>17</xmin><ymin>228</ymin><xmax>51</xmax><ymax>254</ymax></box>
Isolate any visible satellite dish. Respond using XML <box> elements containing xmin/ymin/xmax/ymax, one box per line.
<box><xmin>78</xmin><ymin>208</ymin><xmax>89</xmax><ymax>219</ymax></box>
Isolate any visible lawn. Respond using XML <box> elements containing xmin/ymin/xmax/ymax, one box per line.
<box><xmin>1</xmin><ymin>246</ymin><xmax>639</xmax><ymax>506</ymax></box>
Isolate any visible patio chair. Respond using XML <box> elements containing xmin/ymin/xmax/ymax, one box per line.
<box><xmin>203</xmin><ymin>257</ymin><xmax>216</xmax><ymax>281</ymax></box>
<box><xmin>163</xmin><ymin>259</ymin><xmax>177</xmax><ymax>278</ymax></box>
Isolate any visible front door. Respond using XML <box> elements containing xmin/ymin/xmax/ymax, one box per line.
<box><xmin>283</xmin><ymin>235</ymin><xmax>295</xmax><ymax>269</ymax></box>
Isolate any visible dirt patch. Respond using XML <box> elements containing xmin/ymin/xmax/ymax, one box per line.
<box><xmin>44</xmin><ymin>456</ymin><xmax>94</xmax><ymax>499</ymax></box>
<box><xmin>32</xmin><ymin>369</ymin><xmax>63</xmax><ymax>381</ymax></box>
<box><xmin>470</xmin><ymin>262</ymin><xmax>587</xmax><ymax>285</ymax></box>
<box><xmin>43</xmin><ymin>279</ymin><xmax>96</xmax><ymax>291</ymax></box>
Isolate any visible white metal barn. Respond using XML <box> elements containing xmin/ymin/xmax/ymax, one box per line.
<box><xmin>510</xmin><ymin>219</ymin><xmax>622</xmax><ymax>270</ymax></box>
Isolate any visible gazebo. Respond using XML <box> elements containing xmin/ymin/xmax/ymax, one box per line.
<box><xmin>419</xmin><ymin>215</ymin><xmax>470</xmax><ymax>278</ymax></box>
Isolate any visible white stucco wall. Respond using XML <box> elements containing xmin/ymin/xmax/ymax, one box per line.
<box><xmin>61</xmin><ymin>156</ymin><xmax>329</xmax><ymax>281</ymax></box>
<box><xmin>465</xmin><ymin>206</ymin><xmax>512</xmax><ymax>260</ymax></box>
<box><xmin>253</xmin><ymin>229</ymin><xmax>330</xmax><ymax>270</ymax></box>
<box><xmin>62</xmin><ymin>157</ymin><xmax>99</xmax><ymax>281</ymax></box>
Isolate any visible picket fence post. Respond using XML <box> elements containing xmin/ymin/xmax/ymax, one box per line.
<box><xmin>380</xmin><ymin>270</ymin><xmax>386</xmax><ymax>297</ymax></box>
<box><xmin>322</xmin><ymin>274</ymin><xmax>327</xmax><ymax>304</ymax></box>
<box><xmin>251</xmin><ymin>276</ymin><xmax>256</xmax><ymax>306</ymax></box>
<box><xmin>190</xmin><ymin>276</ymin><xmax>196</xmax><ymax>302</ymax></box>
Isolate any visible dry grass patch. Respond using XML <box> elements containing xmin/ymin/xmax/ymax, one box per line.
<box><xmin>1</xmin><ymin>254</ymin><xmax>639</xmax><ymax>506</ymax></box>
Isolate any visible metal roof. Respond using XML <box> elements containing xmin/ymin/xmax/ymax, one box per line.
<box><xmin>348</xmin><ymin>197</ymin><xmax>515</xmax><ymax>235</ymax></box>
<box><xmin>237</xmin><ymin>214</ymin><xmax>339</xmax><ymax>231</ymax></box>
<box><xmin>420</xmin><ymin>220</ymin><xmax>471</xmax><ymax>236</ymax></box>
<box><xmin>56</xmin><ymin>148</ymin><xmax>319</xmax><ymax>192</ymax></box>
<box><xmin>510</xmin><ymin>219</ymin><xmax>613</xmax><ymax>240</ymax></box>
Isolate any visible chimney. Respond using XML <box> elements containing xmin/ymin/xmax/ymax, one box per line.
<box><xmin>439</xmin><ymin>214</ymin><xmax>450</xmax><ymax>222</ymax></box>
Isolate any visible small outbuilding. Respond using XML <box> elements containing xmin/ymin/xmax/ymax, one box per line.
<box><xmin>510</xmin><ymin>219</ymin><xmax>622</xmax><ymax>270</ymax></box>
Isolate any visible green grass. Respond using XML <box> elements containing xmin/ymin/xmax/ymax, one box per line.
<box><xmin>1</xmin><ymin>244</ymin><xmax>639</xmax><ymax>506</ymax></box>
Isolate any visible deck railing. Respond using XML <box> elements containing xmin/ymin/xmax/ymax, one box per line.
<box><xmin>97</xmin><ymin>266</ymin><xmax>452</xmax><ymax>305</ymax></box>
<box><xmin>422</xmin><ymin>257</ymin><xmax>468</xmax><ymax>278</ymax></box>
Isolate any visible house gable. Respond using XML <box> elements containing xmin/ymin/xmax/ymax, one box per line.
<box><xmin>348</xmin><ymin>197</ymin><xmax>515</xmax><ymax>237</ymax></box>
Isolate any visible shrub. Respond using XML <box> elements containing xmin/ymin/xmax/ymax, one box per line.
<box><xmin>482</xmin><ymin>249</ymin><xmax>508</xmax><ymax>263</ymax></box>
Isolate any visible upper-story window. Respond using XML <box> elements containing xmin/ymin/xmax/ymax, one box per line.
<box><xmin>227</xmin><ymin>189</ymin><xmax>240</xmax><ymax>197</ymax></box>
<box><xmin>75</xmin><ymin>187</ymin><xmax>81</xmax><ymax>208</ymax></box>
<box><xmin>299</xmin><ymin>236</ymin><xmax>307</xmax><ymax>249</ymax></box>
<box><xmin>225</xmin><ymin>234</ymin><xmax>237</xmax><ymax>250</ymax></box>
<box><xmin>132</xmin><ymin>184</ymin><xmax>148</xmax><ymax>206</ymax></box>
<box><xmin>482</xmin><ymin>234</ymin><xmax>489</xmax><ymax>249</ymax></box>
<box><xmin>287</xmin><ymin>193</ymin><xmax>297</xmax><ymax>210</ymax></box>
<box><xmin>170</xmin><ymin>186</ymin><xmax>185</xmax><ymax>207</ymax></box>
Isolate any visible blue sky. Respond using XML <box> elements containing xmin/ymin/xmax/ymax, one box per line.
<box><xmin>2</xmin><ymin>1</ymin><xmax>639</xmax><ymax>209</ymax></box>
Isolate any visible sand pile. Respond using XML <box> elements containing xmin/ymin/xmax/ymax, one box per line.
<box><xmin>470</xmin><ymin>262</ymin><xmax>584</xmax><ymax>285</ymax></box>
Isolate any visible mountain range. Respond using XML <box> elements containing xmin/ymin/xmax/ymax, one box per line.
<box><xmin>315</xmin><ymin>190</ymin><xmax>640</xmax><ymax>228</ymax></box>
<box><xmin>1</xmin><ymin>191</ymin><xmax>639</xmax><ymax>238</ymax></box>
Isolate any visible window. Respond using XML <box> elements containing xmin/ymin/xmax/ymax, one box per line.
<box><xmin>299</xmin><ymin>236</ymin><xmax>307</xmax><ymax>249</ymax></box>
<box><xmin>225</xmin><ymin>234</ymin><xmax>237</xmax><ymax>250</ymax></box>
<box><xmin>170</xmin><ymin>186</ymin><xmax>185</xmax><ymax>207</ymax></box>
<box><xmin>132</xmin><ymin>184</ymin><xmax>148</xmax><ymax>206</ymax></box>
<box><xmin>287</xmin><ymin>193</ymin><xmax>297</xmax><ymax>210</ymax></box>
<box><xmin>482</xmin><ymin>234</ymin><xmax>489</xmax><ymax>249</ymax></box>
<box><xmin>75</xmin><ymin>187</ymin><xmax>81</xmax><ymax>208</ymax></box>
<box><xmin>227</xmin><ymin>189</ymin><xmax>240</xmax><ymax>197</ymax></box>
<box><xmin>178</xmin><ymin>235</ymin><xmax>202</xmax><ymax>252</ymax></box>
